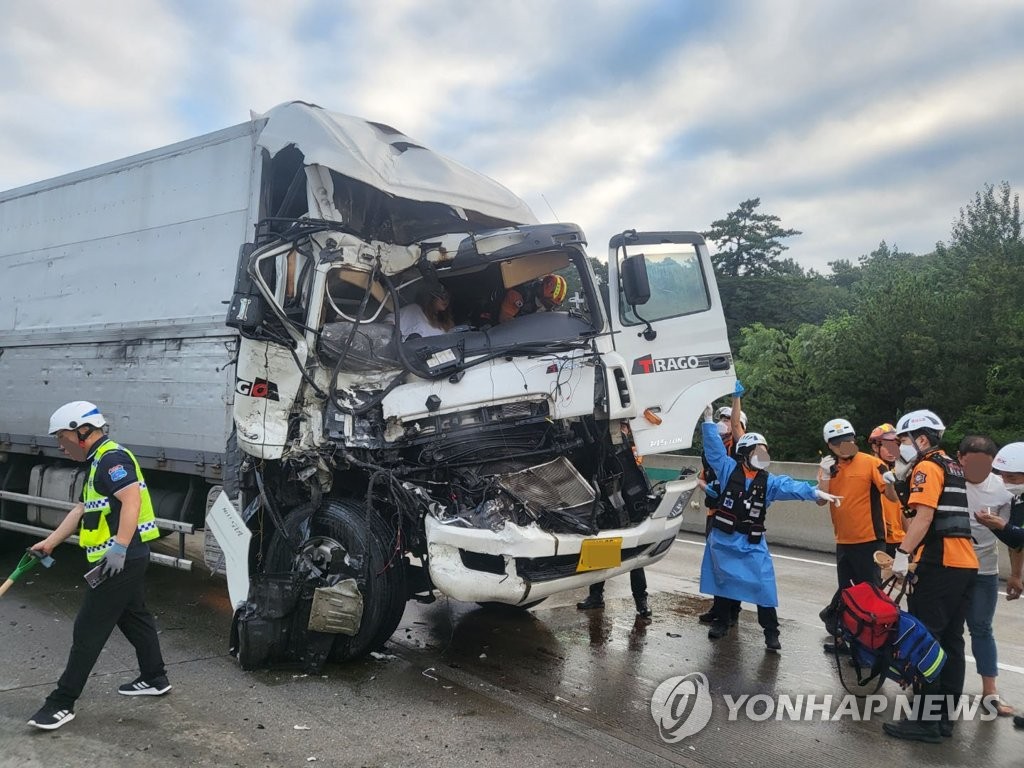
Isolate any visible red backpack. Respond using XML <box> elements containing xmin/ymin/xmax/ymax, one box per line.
<box><xmin>838</xmin><ymin>582</ymin><xmax>900</xmax><ymax>649</ymax></box>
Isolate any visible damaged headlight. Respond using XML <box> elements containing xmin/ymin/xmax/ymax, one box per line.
<box><xmin>663</xmin><ymin>478</ymin><xmax>698</xmax><ymax>520</ymax></box>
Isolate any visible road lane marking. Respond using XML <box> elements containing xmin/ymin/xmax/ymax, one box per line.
<box><xmin>674</xmin><ymin>536</ymin><xmax>1024</xmax><ymax>676</ymax></box>
<box><xmin>674</xmin><ymin>537</ymin><xmax>835</xmax><ymax>567</ymax></box>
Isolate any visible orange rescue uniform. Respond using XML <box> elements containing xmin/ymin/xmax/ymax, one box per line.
<box><xmin>877</xmin><ymin>460</ymin><xmax>906</xmax><ymax>545</ymax></box>
<box><xmin>906</xmin><ymin>456</ymin><xmax>979</xmax><ymax>569</ymax></box>
<box><xmin>826</xmin><ymin>452</ymin><xmax>888</xmax><ymax>544</ymax></box>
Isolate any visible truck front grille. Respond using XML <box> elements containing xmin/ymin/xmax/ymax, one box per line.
<box><xmin>497</xmin><ymin>457</ymin><xmax>595</xmax><ymax>513</ymax></box>
<box><xmin>514</xmin><ymin>543</ymin><xmax>653</xmax><ymax>582</ymax></box>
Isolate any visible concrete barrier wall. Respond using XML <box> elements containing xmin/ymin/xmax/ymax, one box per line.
<box><xmin>644</xmin><ymin>453</ymin><xmax>1016</xmax><ymax>580</ymax></box>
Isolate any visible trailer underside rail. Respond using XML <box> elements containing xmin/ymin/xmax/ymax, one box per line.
<box><xmin>0</xmin><ymin>490</ymin><xmax>195</xmax><ymax>571</ymax></box>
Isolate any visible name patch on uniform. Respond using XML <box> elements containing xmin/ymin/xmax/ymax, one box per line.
<box><xmin>108</xmin><ymin>464</ymin><xmax>128</xmax><ymax>482</ymax></box>
<box><xmin>913</xmin><ymin>471</ymin><xmax>927</xmax><ymax>485</ymax></box>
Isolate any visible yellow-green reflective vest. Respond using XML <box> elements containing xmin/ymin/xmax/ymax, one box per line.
<box><xmin>80</xmin><ymin>440</ymin><xmax>159</xmax><ymax>562</ymax></box>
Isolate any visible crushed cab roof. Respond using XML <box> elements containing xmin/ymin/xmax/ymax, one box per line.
<box><xmin>255</xmin><ymin>101</ymin><xmax>538</xmax><ymax>230</ymax></box>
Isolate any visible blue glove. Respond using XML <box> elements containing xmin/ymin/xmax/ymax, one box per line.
<box><xmin>734</xmin><ymin>380</ymin><xmax>746</xmax><ymax>397</ymax></box>
<box><xmin>100</xmin><ymin>541</ymin><xmax>128</xmax><ymax>578</ymax></box>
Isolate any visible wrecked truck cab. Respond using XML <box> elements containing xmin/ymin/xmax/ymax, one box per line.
<box><xmin>225</xmin><ymin>103</ymin><xmax>733</xmax><ymax>671</ymax></box>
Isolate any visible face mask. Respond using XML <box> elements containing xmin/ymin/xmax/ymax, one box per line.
<box><xmin>749</xmin><ymin>447</ymin><xmax>771</xmax><ymax>470</ymax></box>
<box><xmin>1002</xmin><ymin>480</ymin><xmax>1024</xmax><ymax>495</ymax></box>
<box><xmin>716</xmin><ymin>421</ymin><xmax>730</xmax><ymax>436</ymax></box>
<box><xmin>898</xmin><ymin>443</ymin><xmax>919</xmax><ymax>463</ymax></box>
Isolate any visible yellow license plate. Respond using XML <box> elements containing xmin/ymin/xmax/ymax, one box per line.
<box><xmin>576</xmin><ymin>537</ymin><xmax>623</xmax><ymax>572</ymax></box>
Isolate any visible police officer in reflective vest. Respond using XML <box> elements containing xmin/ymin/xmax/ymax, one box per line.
<box><xmin>27</xmin><ymin>401</ymin><xmax>170</xmax><ymax>731</ymax></box>
<box><xmin>883</xmin><ymin>409</ymin><xmax>978</xmax><ymax>743</ymax></box>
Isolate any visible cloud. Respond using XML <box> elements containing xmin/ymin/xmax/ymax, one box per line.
<box><xmin>1</xmin><ymin>0</ymin><xmax>1022</xmax><ymax>272</ymax></box>
<box><xmin>0</xmin><ymin>1</ymin><xmax>190</xmax><ymax>184</ymax></box>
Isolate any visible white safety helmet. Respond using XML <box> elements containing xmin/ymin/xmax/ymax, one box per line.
<box><xmin>735</xmin><ymin>432</ymin><xmax>767</xmax><ymax>452</ymax></box>
<box><xmin>714</xmin><ymin>406</ymin><xmax>748</xmax><ymax>428</ymax></box>
<box><xmin>48</xmin><ymin>401</ymin><xmax>107</xmax><ymax>435</ymax></box>
<box><xmin>895</xmin><ymin>409</ymin><xmax>945</xmax><ymax>436</ymax></box>
<box><xmin>994</xmin><ymin>443</ymin><xmax>1024</xmax><ymax>474</ymax></box>
<box><xmin>823</xmin><ymin>419</ymin><xmax>855</xmax><ymax>442</ymax></box>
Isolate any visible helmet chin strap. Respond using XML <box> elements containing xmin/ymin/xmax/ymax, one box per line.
<box><xmin>74</xmin><ymin>424</ymin><xmax>98</xmax><ymax>449</ymax></box>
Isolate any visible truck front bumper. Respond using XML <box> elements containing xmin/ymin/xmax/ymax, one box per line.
<box><xmin>424</xmin><ymin>485</ymin><xmax>689</xmax><ymax>605</ymax></box>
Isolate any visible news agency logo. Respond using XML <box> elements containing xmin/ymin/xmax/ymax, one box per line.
<box><xmin>650</xmin><ymin>671</ymin><xmax>1003</xmax><ymax>743</ymax></box>
<box><xmin>649</xmin><ymin>673</ymin><xmax>714</xmax><ymax>742</ymax></box>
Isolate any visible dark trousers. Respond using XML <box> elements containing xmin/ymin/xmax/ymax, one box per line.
<box><xmin>47</xmin><ymin>557</ymin><xmax>166</xmax><ymax>708</ymax></box>
<box><xmin>709</xmin><ymin>595</ymin><xmax>741</xmax><ymax>620</ymax></box>
<box><xmin>836</xmin><ymin>540</ymin><xmax>883</xmax><ymax>589</ymax></box>
<box><xmin>712</xmin><ymin>597</ymin><xmax>778</xmax><ymax>631</ymax></box>
<box><xmin>588</xmin><ymin>568</ymin><xmax>647</xmax><ymax>600</ymax></box>
<box><xmin>906</xmin><ymin>563</ymin><xmax>975</xmax><ymax>720</ymax></box>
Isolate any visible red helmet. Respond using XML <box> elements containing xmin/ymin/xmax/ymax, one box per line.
<box><xmin>540</xmin><ymin>274</ymin><xmax>568</xmax><ymax>306</ymax></box>
<box><xmin>868</xmin><ymin>423</ymin><xmax>898</xmax><ymax>444</ymax></box>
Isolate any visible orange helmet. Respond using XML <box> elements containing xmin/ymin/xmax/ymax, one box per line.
<box><xmin>868</xmin><ymin>423</ymin><xmax>898</xmax><ymax>444</ymax></box>
<box><xmin>540</xmin><ymin>274</ymin><xmax>568</xmax><ymax>306</ymax></box>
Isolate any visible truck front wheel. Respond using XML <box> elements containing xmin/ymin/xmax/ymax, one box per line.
<box><xmin>265</xmin><ymin>497</ymin><xmax>407</xmax><ymax>663</ymax></box>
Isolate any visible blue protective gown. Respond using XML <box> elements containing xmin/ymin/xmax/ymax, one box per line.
<box><xmin>699</xmin><ymin>422</ymin><xmax>821</xmax><ymax>607</ymax></box>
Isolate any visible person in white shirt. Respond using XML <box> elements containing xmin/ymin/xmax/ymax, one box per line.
<box><xmin>959</xmin><ymin>434</ymin><xmax>1018</xmax><ymax>717</ymax></box>
<box><xmin>398</xmin><ymin>282</ymin><xmax>453</xmax><ymax>341</ymax></box>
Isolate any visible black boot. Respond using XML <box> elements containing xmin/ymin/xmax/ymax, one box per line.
<box><xmin>701</xmin><ymin>606</ymin><xmax>739</xmax><ymax>625</ymax></box>
<box><xmin>822</xmin><ymin>640</ymin><xmax>851</xmax><ymax>655</ymax></box>
<box><xmin>708</xmin><ymin>622</ymin><xmax>729</xmax><ymax>640</ymax></box>
<box><xmin>764</xmin><ymin>629</ymin><xmax>781</xmax><ymax>651</ymax></box>
<box><xmin>882</xmin><ymin>719</ymin><xmax>941</xmax><ymax>744</ymax></box>
<box><xmin>635</xmin><ymin>595</ymin><xmax>652</xmax><ymax>621</ymax></box>
<box><xmin>576</xmin><ymin>593</ymin><xmax>605</xmax><ymax>610</ymax></box>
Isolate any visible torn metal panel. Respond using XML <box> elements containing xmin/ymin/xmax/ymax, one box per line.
<box><xmin>308</xmin><ymin>579</ymin><xmax>363</xmax><ymax>636</ymax></box>
<box><xmin>256</xmin><ymin>102</ymin><xmax>538</xmax><ymax>233</ymax></box>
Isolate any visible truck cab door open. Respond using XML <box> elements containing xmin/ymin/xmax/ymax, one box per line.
<box><xmin>606</xmin><ymin>231</ymin><xmax>734</xmax><ymax>455</ymax></box>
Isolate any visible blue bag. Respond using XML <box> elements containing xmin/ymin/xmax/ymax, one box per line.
<box><xmin>850</xmin><ymin>610</ymin><xmax>946</xmax><ymax>689</ymax></box>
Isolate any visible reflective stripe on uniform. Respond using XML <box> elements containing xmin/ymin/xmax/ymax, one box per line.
<box><xmin>79</xmin><ymin>442</ymin><xmax>159</xmax><ymax>561</ymax></box>
<box><xmin>86</xmin><ymin>538</ymin><xmax>115</xmax><ymax>556</ymax></box>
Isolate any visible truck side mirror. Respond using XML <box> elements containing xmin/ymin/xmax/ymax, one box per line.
<box><xmin>226</xmin><ymin>243</ymin><xmax>268</xmax><ymax>333</ymax></box>
<box><xmin>621</xmin><ymin>254</ymin><xmax>651</xmax><ymax>306</ymax></box>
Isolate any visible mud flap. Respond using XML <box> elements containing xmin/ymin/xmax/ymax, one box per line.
<box><xmin>230</xmin><ymin>572</ymin><xmax>348</xmax><ymax>674</ymax></box>
<box><xmin>230</xmin><ymin>573</ymin><xmax>301</xmax><ymax>671</ymax></box>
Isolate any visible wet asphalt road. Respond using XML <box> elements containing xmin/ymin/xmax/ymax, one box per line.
<box><xmin>2</xmin><ymin>531</ymin><xmax>1023</xmax><ymax>768</ymax></box>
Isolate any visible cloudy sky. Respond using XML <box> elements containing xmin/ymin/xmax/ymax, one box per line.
<box><xmin>2</xmin><ymin>0</ymin><xmax>1022</xmax><ymax>272</ymax></box>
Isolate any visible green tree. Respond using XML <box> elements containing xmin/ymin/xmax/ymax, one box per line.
<box><xmin>733</xmin><ymin>323</ymin><xmax>818</xmax><ymax>460</ymax></box>
<box><xmin>703</xmin><ymin>198</ymin><xmax>802</xmax><ymax>278</ymax></box>
<box><xmin>717</xmin><ymin>272</ymin><xmax>852</xmax><ymax>351</ymax></box>
<box><xmin>942</xmin><ymin>182</ymin><xmax>1024</xmax><ymax>445</ymax></box>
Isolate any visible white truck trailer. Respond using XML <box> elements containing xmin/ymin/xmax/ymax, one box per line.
<box><xmin>0</xmin><ymin>101</ymin><xmax>735</xmax><ymax>669</ymax></box>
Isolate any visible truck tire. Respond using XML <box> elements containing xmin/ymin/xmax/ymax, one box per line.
<box><xmin>265</xmin><ymin>497</ymin><xmax>407</xmax><ymax>663</ymax></box>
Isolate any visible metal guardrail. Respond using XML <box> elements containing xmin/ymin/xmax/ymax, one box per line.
<box><xmin>0</xmin><ymin>489</ymin><xmax>195</xmax><ymax>571</ymax></box>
